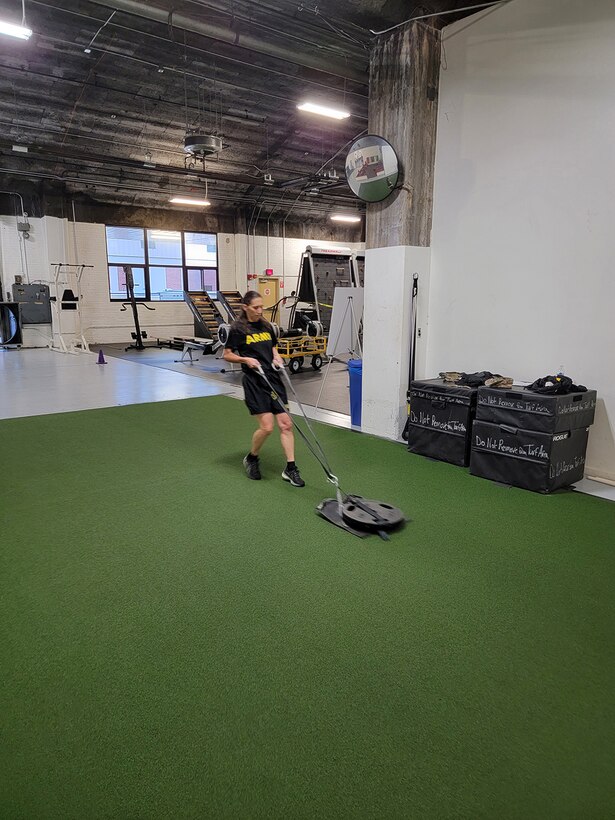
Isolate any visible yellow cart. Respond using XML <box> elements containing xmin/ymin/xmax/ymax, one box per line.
<box><xmin>276</xmin><ymin>335</ymin><xmax>327</xmax><ymax>374</ymax></box>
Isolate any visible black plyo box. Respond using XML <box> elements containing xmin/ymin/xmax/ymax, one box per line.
<box><xmin>470</xmin><ymin>420</ymin><xmax>590</xmax><ymax>493</ymax></box>
<box><xmin>476</xmin><ymin>385</ymin><xmax>596</xmax><ymax>433</ymax></box>
<box><xmin>407</xmin><ymin>379</ymin><xmax>477</xmax><ymax>467</ymax></box>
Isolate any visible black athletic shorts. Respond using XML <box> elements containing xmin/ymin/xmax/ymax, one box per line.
<box><xmin>243</xmin><ymin>371</ymin><xmax>289</xmax><ymax>415</ymax></box>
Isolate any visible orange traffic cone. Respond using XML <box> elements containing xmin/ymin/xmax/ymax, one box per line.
<box><xmin>97</xmin><ymin>349</ymin><xmax>107</xmax><ymax>365</ymax></box>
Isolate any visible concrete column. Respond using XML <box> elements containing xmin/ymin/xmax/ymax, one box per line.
<box><xmin>366</xmin><ymin>23</ymin><xmax>441</xmax><ymax>250</ymax></box>
<box><xmin>361</xmin><ymin>23</ymin><xmax>440</xmax><ymax>440</ymax></box>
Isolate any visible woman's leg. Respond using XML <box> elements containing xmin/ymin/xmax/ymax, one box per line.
<box><xmin>277</xmin><ymin>413</ymin><xmax>305</xmax><ymax>486</ymax></box>
<box><xmin>276</xmin><ymin>412</ymin><xmax>294</xmax><ymax>461</ymax></box>
<box><xmin>251</xmin><ymin>412</ymin><xmax>275</xmax><ymax>455</ymax></box>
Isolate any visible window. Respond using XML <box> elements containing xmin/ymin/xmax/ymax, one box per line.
<box><xmin>108</xmin><ymin>265</ymin><xmax>146</xmax><ymax>300</ymax></box>
<box><xmin>187</xmin><ymin>268</ymin><xmax>218</xmax><ymax>293</ymax></box>
<box><xmin>105</xmin><ymin>227</ymin><xmax>218</xmax><ymax>301</ymax></box>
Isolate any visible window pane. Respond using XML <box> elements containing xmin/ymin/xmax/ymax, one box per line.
<box><xmin>149</xmin><ymin>266</ymin><xmax>184</xmax><ymax>301</ymax></box>
<box><xmin>106</xmin><ymin>226</ymin><xmax>145</xmax><ymax>265</ymax></box>
<box><xmin>187</xmin><ymin>268</ymin><xmax>203</xmax><ymax>291</ymax></box>
<box><xmin>187</xmin><ymin>267</ymin><xmax>217</xmax><ymax>295</ymax></box>
<box><xmin>108</xmin><ymin>266</ymin><xmax>146</xmax><ymax>300</ymax></box>
<box><xmin>147</xmin><ymin>230</ymin><xmax>182</xmax><ymax>266</ymax></box>
<box><xmin>185</xmin><ymin>232</ymin><xmax>217</xmax><ymax>266</ymax></box>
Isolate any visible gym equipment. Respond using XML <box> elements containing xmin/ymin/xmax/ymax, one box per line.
<box><xmin>306</xmin><ymin>320</ymin><xmax>324</xmax><ymax>338</ymax></box>
<box><xmin>50</xmin><ymin>263</ymin><xmax>93</xmax><ymax>354</ymax></box>
<box><xmin>217</xmin><ymin>291</ymin><xmax>243</xmax><ymax>322</ymax></box>
<box><xmin>217</xmin><ymin>323</ymin><xmax>231</xmax><ymax>346</ymax></box>
<box><xmin>11</xmin><ymin>284</ymin><xmax>52</xmax><ymax>324</ymax></box>
<box><xmin>266</xmin><ymin>297</ymin><xmax>324</xmax><ymax>373</ymax></box>
<box><xmin>0</xmin><ymin>302</ymin><xmax>23</xmax><ymax>347</ymax></box>
<box><xmin>290</xmin><ymin>245</ymin><xmax>359</xmax><ymax>336</ymax></box>
<box><xmin>173</xmin><ymin>338</ymin><xmax>217</xmax><ymax>363</ymax></box>
<box><xmin>276</xmin><ymin>334</ymin><xmax>327</xmax><ymax>373</ymax></box>
<box><xmin>256</xmin><ymin>363</ymin><xmax>407</xmax><ymax>539</ymax></box>
<box><xmin>407</xmin><ymin>378</ymin><xmax>478</xmax><ymax>467</ymax></box>
<box><xmin>263</xmin><ymin>249</ymin><xmax>361</xmax><ymax>376</ymax></box>
<box><xmin>184</xmin><ymin>290</ymin><xmax>224</xmax><ymax>346</ymax></box>
<box><xmin>470</xmin><ymin>384</ymin><xmax>597</xmax><ymax>493</ymax></box>
<box><xmin>267</xmin><ymin>295</ymin><xmax>294</xmax><ymax>327</ymax></box>
<box><xmin>120</xmin><ymin>266</ymin><xmax>159</xmax><ymax>351</ymax></box>
<box><xmin>402</xmin><ymin>274</ymin><xmax>419</xmax><ymax>441</ymax></box>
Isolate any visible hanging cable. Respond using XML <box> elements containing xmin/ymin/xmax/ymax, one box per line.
<box><xmin>369</xmin><ymin>1</ymin><xmax>514</xmax><ymax>35</ymax></box>
<box><xmin>442</xmin><ymin>0</ymin><xmax>513</xmax><ymax>41</ymax></box>
<box><xmin>83</xmin><ymin>9</ymin><xmax>116</xmax><ymax>51</ymax></box>
<box><xmin>314</xmin><ymin>129</ymin><xmax>368</xmax><ymax>176</ymax></box>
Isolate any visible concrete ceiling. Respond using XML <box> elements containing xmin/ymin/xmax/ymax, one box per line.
<box><xmin>0</xmin><ymin>0</ymin><xmax>485</xmax><ymax>219</ymax></box>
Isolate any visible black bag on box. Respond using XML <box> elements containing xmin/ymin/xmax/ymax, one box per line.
<box><xmin>476</xmin><ymin>385</ymin><xmax>596</xmax><ymax>433</ymax></box>
<box><xmin>407</xmin><ymin>379</ymin><xmax>477</xmax><ymax>467</ymax></box>
<box><xmin>470</xmin><ymin>420</ymin><xmax>590</xmax><ymax>492</ymax></box>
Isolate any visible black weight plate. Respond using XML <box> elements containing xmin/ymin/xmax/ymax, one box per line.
<box><xmin>342</xmin><ymin>496</ymin><xmax>405</xmax><ymax>531</ymax></box>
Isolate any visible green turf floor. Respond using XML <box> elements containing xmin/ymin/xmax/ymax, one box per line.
<box><xmin>1</xmin><ymin>396</ymin><xmax>614</xmax><ymax>819</ymax></box>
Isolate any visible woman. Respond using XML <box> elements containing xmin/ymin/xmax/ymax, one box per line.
<box><xmin>223</xmin><ymin>291</ymin><xmax>305</xmax><ymax>487</ymax></box>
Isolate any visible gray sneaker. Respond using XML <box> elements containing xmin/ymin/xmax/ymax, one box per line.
<box><xmin>243</xmin><ymin>455</ymin><xmax>261</xmax><ymax>480</ymax></box>
<box><xmin>282</xmin><ymin>466</ymin><xmax>305</xmax><ymax>487</ymax></box>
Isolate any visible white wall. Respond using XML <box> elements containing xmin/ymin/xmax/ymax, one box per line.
<box><xmin>429</xmin><ymin>0</ymin><xmax>615</xmax><ymax>481</ymax></box>
<box><xmin>363</xmin><ymin>246</ymin><xmax>431</xmax><ymax>440</ymax></box>
<box><xmin>0</xmin><ymin>215</ymin><xmax>363</xmax><ymax>346</ymax></box>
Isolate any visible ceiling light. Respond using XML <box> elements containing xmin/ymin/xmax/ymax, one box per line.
<box><xmin>169</xmin><ymin>196</ymin><xmax>211</xmax><ymax>207</ymax></box>
<box><xmin>297</xmin><ymin>102</ymin><xmax>350</xmax><ymax>120</ymax></box>
<box><xmin>330</xmin><ymin>214</ymin><xmax>362</xmax><ymax>223</ymax></box>
<box><xmin>0</xmin><ymin>21</ymin><xmax>32</xmax><ymax>39</ymax></box>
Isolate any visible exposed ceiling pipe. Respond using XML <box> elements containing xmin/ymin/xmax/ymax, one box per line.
<box><xmin>0</xmin><ymin>168</ymin><xmax>350</xmax><ymax>215</ymax></box>
<box><xmin>29</xmin><ymin>1</ymin><xmax>368</xmax><ymax>98</ymax></box>
<box><xmin>0</xmin><ymin>117</ymin><xmax>321</xmax><ymax>177</ymax></box>
<box><xmin>0</xmin><ymin>190</ymin><xmax>30</xmax><ymax>283</ymax></box>
<box><xmin>0</xmin><ymin>144</ymin><xmax>356</xmax><ymax>200</ymax></box>
<box><xmin>0</xmin><ymin>189</ymin><xmax>26</xmax><ymax>218</ymax></box>
<box><xmin>88</xmin><ymin>0</ymin><xmax>367</xmax><ymax>84</ymax></box>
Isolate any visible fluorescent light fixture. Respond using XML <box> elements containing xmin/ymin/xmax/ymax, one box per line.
<box><xmin>0</xmin><ymin>21</ymin><xmax>32</xmax><ymax>39</ymax></box>
<box><xmin>297</xmin><ymin>101</ymin><xmax>350</xmax><ymax>120</ymax></box>
<box><xmin>169</xmin><ymin>196</ymin><xmax>211</xmax><ymax>206</ymax></box>
<box><xmin>330</xmin><ymin>214</ymin><xmax>362</xmax><ymax>223</ymax></box>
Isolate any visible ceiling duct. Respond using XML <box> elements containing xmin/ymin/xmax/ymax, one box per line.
<box><xmin>88</xmin><ymin>0</ymin><xmax>366</xmax><ymax>83</ymax></box>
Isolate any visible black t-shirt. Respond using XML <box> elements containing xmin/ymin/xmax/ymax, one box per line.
<box><xmin>225</xmin><ymin>319</ymin><xmax>276</xmax><ymax>375</ymax></box>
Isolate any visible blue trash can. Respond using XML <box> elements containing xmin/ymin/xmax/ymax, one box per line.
<box><xmin>347</xmin><ymin>359</ymin><xmax>363</xmax><ymax>426</ymax></box>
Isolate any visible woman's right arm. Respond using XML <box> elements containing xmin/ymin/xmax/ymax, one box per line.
<box><xmin>223</xmin><ymin>348</ymin><xmax>260</xmax><ymax>368</ymax></box>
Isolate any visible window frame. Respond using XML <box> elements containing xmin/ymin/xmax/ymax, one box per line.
<box><xmin>105</xmin><ymin>226</ymin><xmax>219</xmax><ymax>302</ymax></box>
